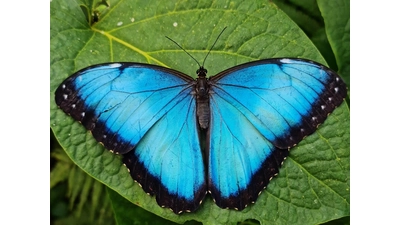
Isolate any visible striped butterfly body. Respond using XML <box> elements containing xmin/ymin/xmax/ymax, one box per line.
<box><xmin>55</xmin><ymin>57</ymin><xmax>346</xmax><ymax>214</ymax></box>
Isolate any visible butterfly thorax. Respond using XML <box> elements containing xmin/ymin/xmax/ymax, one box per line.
<box><xmin>196</xmin><ymin>66</ymin><xmax>210</xmax><ymax>130</ymax></box>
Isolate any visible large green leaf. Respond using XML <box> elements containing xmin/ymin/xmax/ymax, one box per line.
<box><xmin>50</xmin><ymin>0</ymin><xmax>350</xmax><ymax>224</ymax></box>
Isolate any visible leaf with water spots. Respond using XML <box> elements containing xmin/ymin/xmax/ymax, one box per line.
<box><xmin>50</xmin><ymin>0</ymin><xmax>349</xmax><ymax>224</ymax></box>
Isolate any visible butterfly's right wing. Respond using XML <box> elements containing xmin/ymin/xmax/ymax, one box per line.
<box><xmin>206</xmin><ymin>58</ymin><xmax>346</xmax><ymax>209</ymax></box>
<box><xmin>55</xmin><ymin>63</ymin><xmax>206</xmax><ymax>214</ymax></box>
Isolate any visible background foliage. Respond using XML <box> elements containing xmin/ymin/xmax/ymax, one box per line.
<box><xmin>50</xmin><ymin>0</ymin><xmax>349</xmax><ymax>224</ymax></box>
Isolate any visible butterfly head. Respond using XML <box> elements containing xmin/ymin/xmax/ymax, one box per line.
<box><xmin>196</xmin><ymin>66</ymin><xmax>208</xmax><ymax>78</ymax></box>
<box><xmin>195</xmin><ymin>66</ymin><xmax>209</xmax><ymax>99</ymax></box>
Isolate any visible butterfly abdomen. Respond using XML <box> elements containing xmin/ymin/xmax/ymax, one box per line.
<box><xmin>196</xmin><ymin>96</ymin><xmax>210</xmax><ymax>130</ymax></box>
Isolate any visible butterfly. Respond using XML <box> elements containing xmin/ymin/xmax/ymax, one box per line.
<box><xmin>55</xmin><ymin>44</ymin><xmax>347</xmax><ymax>214</ymax></box>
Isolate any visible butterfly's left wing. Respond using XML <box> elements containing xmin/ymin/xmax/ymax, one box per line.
<box><xmin>207</xmin><ymin>58</ymin><xmax>347</xmax><ymax>209</ymax></box>
<box><xmin>55</xmin><ymin>63</ymin><xmax>207</xmax><ymax>214</ymax></box>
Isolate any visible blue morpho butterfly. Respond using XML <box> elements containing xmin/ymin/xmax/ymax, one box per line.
<box><xmin>55</xmin><ymin>30</ymin><xmax>347</xmax><ymax>214</ymax></box>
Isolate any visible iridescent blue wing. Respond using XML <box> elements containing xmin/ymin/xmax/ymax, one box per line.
<box><xmin>55</xmin><ymin>63</ymin><xmax>207</xmax><ymax>214</ymax></box>
<box><xmin>207</xmin><ymin>58</ymin><xmax>347</xmax><ymax>209</ymax></box>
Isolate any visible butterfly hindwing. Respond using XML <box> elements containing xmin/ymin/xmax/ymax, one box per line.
<box><xmin>207</xmin><ymin>58</ymin><xmax>346</xmax><ymax>209</ymax></box>
<box><xmin>55</xmin><ymin>63</ymin><xmax>207</xmax><ymax>213</ymax></box>
<box><xmin>123</xmin><ymin>87</ymin><xmax>207</xmax><ymax>214</ymax></box>
<box><xmin>208</xmin><ymin>93</ymin><xmax>289</xmax><ymax>209</ymax></box>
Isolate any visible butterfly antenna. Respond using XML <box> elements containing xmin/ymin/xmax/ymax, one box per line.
<box><xmin>165</xmin><ymin>36</ymin><xmax>202</xmax><ymax>68</ymax></box>
<box><xmin>202</xmin><ymin>27</ymin><xmax>227</xmax><ymax>67</ymax></box>
<box><xmin>166</xmin><ymin>27</ymin><xmax>227</xmax><ymax>68</ymax></box>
